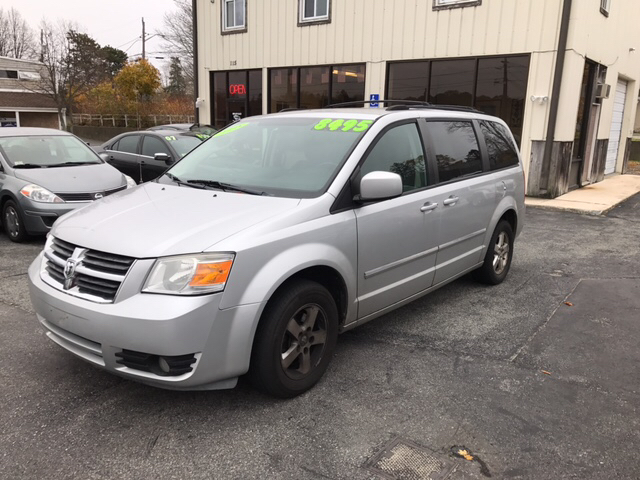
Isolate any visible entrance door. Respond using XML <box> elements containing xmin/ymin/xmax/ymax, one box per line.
<box><xmin>605</xmin><ymin>79</ymin><xmax>628</xmax><ymax>175</ymax></box>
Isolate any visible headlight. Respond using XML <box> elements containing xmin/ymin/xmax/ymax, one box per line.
<box><xmin>124</xmin><ymin>175</ymin><xmax>137</xmax><ymax>188</ymax></box>
<box><xmin>142</xmin><ymin>253</ymin><xmax>235</xmax><ymax>295</ymax></box>
<box><xmin>20</xmin><ymin>184</ymin><xmax>63</xmax><ymax>203</ymax></box>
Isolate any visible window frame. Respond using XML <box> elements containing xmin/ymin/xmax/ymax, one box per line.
<box><xmin>221</xmin><ymin>0</ymin><xmax>247</xmax><ymax>34</ymax></box>
<box><xmin>432</xmin><ymin>0</ymin><xmax>481</xmax><ymax>11</ymax></box>
<box><xmin>600</xmin><ymin>0</ymin><xmax>610</xmax><ymax>17</ymax></box>
<box><xmin>298</xmin><ymin>0</ymin><xmax>331</xmax><ymax>26</ymax></box>
<box><xmin>478</xmin><ymin>120</ymin><xmax>520</xmax><ymax>172</ymax></box>
<box><xmin>113</xmin><ymin>134</ymin><xmax>142</xmax><ymax>155</ymax></box>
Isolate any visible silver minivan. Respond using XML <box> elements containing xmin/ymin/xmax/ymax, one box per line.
<box><xmin>28</xmin><ymin>105</ymin><xmax>525</xmax><ymax>397</ymax></box>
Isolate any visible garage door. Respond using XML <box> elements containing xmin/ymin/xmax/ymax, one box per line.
<box><xmin>605</xmin><ymin>79</ymin><xmax>628</xmax><ymax>175</ymax></box>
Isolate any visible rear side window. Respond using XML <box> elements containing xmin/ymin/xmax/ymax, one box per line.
<box><xmin>116</xmin><ymin>135</ymin><xmax>140</xmax><ymax>154</ymax></box>
<box><xmin>479</xmin><ymin>121</ymin><xmax>519</xmax><ymax>170</ymax></box>
<box><xmin>357</xmin><ymin>123</ymin><xmax>427</xmax><ymax>192</ymax></box>
<box><xmin>427</xmin><ymin>121</ymin><xmax>482</xmax><ymax>183</ymax></box>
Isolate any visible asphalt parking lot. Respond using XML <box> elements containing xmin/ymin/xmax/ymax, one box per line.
<box><xmin>1</xmin><ymin>196</ymin><xmax>639</xmax><ymax>479</ymax></box>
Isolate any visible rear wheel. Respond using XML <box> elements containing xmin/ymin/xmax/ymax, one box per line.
<box><xmin>473</xmin><ymin>220</ymin><xmax>514</xmax><ymax>285</ymax></box>
<box><xmin>250</xmin><ymin>280</ymin><xmax>338</xmax><ymax>398</ymax></box>
<box><xmin>2</xmin><ymin>200</ymin><xmax>27</xmax><ymax>243</ymax></box>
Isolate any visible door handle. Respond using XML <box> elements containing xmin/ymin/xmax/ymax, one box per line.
<box><xmin>140</xmin><ymin>160</ymin><xmax>146</xmax><ymax>166</ymax></box>
<box><xmin>443</xmin><ymin>195</ymin><xmax>459</xmax><ymax>206</ymax></box>
<box><xmin>420</xmin><ymin>202</ymin><xmax>438</xmax><ymax>213</ymax></box>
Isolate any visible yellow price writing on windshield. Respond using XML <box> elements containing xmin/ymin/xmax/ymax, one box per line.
<box><xmin>314</xmin><ymin>119</ymin><xmax>373</xmax><ymax>132</ymax></box>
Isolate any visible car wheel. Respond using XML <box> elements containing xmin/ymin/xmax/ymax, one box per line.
<box><xmin>2</xmin><ymin>200</ymin><xmax>28</xmax><ymax>243</ymax></box>
<box><xmin>250</xmin><ymin>279</ymin><xmax>339</xmax><ymax>398</ymax></box>
<box><xmin>473</xmin><ymin>220</ymin><xmax>514</xmax><ymax>285</ymax></box>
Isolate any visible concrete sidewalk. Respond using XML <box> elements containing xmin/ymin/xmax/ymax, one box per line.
<box><xmin>525</xmin><ymin>174</ymin><xmax>640</xmax><ymax>215</ymax></box>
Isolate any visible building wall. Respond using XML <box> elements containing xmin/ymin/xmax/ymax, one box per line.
<box><xmin>196</xmin><ymin>0</ymin><xmax>640</xmax><ymax>191</ymax></box>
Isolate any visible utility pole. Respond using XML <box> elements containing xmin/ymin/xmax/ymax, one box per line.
<box><xmin>141</xmin><ymin>17</ymin><xmax>146</xmax><ymax>60</ymax></box>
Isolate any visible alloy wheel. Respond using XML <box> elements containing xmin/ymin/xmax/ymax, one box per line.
<box><xmin>493</xmin><ymin>231</ymin><xmax>510</xmax><ymax>275</ymax></box>
<box><xmin>280</xmin><ymin>303</ymin><xmax>328</xmax><ymax>380</ymax></box>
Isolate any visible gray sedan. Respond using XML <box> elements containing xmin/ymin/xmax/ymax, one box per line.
<box><xmin>0</xmin><ymin>127</ymin><xmax>135</xmax><ymax>242</ymax></box>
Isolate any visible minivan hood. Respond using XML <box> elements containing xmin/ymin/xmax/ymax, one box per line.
<box><xmin>14</xmin><ymin>163</ymin><xmax>125</xmax><ymax>193</ymax></box>
<box><xmin>52</xmin><ymin>182</ymin><xmax>301</xmax><ymax>258</ymax></box>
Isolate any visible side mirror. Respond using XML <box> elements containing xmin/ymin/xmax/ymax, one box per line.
<box><xmin>358</xmin><ymin>171</ymin><xmax>403</xmax><ymax>202</ymax></box>
<box><xmin>154</xmin><ymin>152</ymin><xmax>173</xmax><ymax>165</ymax></box>
<box><xmin>98</xmin><ymin>152</ymin><xmax>110</xmax><ymax>162</ymax></box>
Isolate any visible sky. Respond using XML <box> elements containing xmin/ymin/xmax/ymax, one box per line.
<box><xmin>3</xmin><ymin>0</ymin><xmax>179</xmax><ymax>74</ymax></box>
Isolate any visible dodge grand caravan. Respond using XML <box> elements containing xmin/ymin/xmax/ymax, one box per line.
<box><xmin>28</xmin><ymin>103</ymin><xmax>525</xmax><ymax>398</ymax></box>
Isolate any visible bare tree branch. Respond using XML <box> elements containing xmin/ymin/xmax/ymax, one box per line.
<box><xmin>159</xmin><ymin>0</ymin><xmax>194</xmax><ymax>90</ymax></box>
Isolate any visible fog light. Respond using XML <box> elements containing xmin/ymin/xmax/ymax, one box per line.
<box><xmin>158</xmin><ymin>357</ymin><xmax>171</xmax><ymax>373</ymax></box>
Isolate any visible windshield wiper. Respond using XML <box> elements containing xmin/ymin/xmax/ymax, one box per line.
<box><xmin>12</xmin><ymin>164</ymin><xmax>46</xmax><ymax>169</ymax></box>
<box><xmin>46</xmin><ymin>161</ymin><xmax>100</xmax><ymax>167</ymax></box>
<box><xmin>164</xmin><ymin>172</ymin><xmax>204</xmax><ymax>189</ymax></box>
<box><xmin>185</xmin><ymin>180</ymin><xmax>267</xmax><ymax>196</ymax></box>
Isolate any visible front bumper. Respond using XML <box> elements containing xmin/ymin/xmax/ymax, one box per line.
<box><xmin>28</xmin><ymin>253</ymin><xmax>261</xmax><ymax>390</ymax></box>
<box><xmin>18</xmin><ymin>196</ymin><xmax>90</xmax><ymax>235</ymax></box>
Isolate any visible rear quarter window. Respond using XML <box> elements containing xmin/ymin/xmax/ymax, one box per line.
<box><xmin>479</xmin><ymin>121</ymin><xmax>519</xmax><ymax>170</ymax></box>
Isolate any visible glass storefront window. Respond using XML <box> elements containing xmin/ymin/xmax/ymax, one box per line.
<box><xmin>387</xmin><ymin>61</ymin><xmax>430</xmax><ymax>102</ymax></box>
<box><xmin>331</xmin><ymin>64</ymin><xmax>366</xmax><ymax>104</ymax></box>
<box><xmin>268</xmin><ymin>64</ymin><xmax>366</xmax><ymax>112</ymax></box>
<box><xmin>429</xmin><ymin>59</ymin><xmax>475</xmax><ymax>106</ymax></box>
<box><xmin>270</xmin><ymin>68</ymin><xmax>297</xmax><ymax>112</ymax></box>
<box><xmin>476</xmin><ymin>56</ymin><xmax>529</xmax><ymax>145</ymax></box>
<box><xmin>387</xmin><ymin>55</ymin><xmax>530</xmax><ymax>146</ymax></box>
<box><xmin>300</xmin><ymin>66</ymin><xmax>330</xmax><ymax>109</ymax></box>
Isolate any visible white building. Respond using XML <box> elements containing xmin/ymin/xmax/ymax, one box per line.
<box><xmin>195</xmin><ymin>0</ymin><xmax>640</xmax><ymax>197</ymax></box>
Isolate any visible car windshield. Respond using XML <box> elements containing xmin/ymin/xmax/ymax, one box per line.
<box><xmin>168</xmin><ymin>135</ymin><xmax>206</xmax><ymax>157</ymax></box>
<box><xmin>0</xmin><ymin>135</ymin><xmax>102</xmax><ymax>168</ymax></box>
<box><xmin>165</xmin><ymin>116</ymin><xmax>375</xmax><ymax>198</ymax></box>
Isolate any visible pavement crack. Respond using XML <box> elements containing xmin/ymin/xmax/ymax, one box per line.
<box><xmin>508</xmin><ymin>278</ymin><xmax>583</xmax><ymax>363</ymax></box>
<box><xmin>146</xmin><ymin>433</ymin><xmax>161</xmax><ymax>457</ymax></box>
<box><xmin>0</xmin><ymin>272</ymin><xmax>27</xmax><ymax>279</ymax></box>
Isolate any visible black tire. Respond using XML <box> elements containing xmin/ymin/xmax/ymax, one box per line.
<box><xmin>473</xmin><ymin>220</ymin><xmax>514</xmax><ymax>285</ymax></box>
<box><xmin>249</xmin><ymin>279</ymin><xmax>339</xmax><ymax>398</ymax></box>
<box><xmin>2</xmin><ymin>200</ymin><xmax>28</xmax><ymax>243</ymax></box>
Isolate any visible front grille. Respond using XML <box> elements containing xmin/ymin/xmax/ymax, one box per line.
<box><xmin>116</xmin><ymin>350</ymin><xmax>197</xmax><ymax>376</ymax></box>
<box><xmin>42</xmin><ymin>236</ymin><xmax>135</xmax><ymax>303</ymax></box>
<box><xmin>56</xmin><ymin>185</ymin><xmax>126</xmax><ymax>202</ymax></box>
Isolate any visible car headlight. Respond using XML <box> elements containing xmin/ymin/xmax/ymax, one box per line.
<box><xmin>142</xmin><ymin>253</ymin><xmax>235</xmax><ymax>295</ymax></box>
<box><xmin>20</xmin><ymin>184</ymin><xmax>64</xmax><ymax>203</ymax></box>
<box><xmin>124</xmin><ymin>175</ymin><xmax>137</xmax><ymax>188</ymax></box>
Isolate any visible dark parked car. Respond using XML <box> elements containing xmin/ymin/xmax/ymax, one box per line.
<box><xmin>96</xmin><ymin>130</ymin><xmax>209</xmax><ymax>183</ymax></box>
<box><xmin>0</xmin><ymin>127</ymin><xmax>135</xmax><ymax>242</ymax></box>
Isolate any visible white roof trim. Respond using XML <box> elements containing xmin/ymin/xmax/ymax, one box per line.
<box><xmin>0</xmin><ymin>107</ymin><xmax>58</xmax><ymax>113</ymax></box>
<box><xmin>0</xmin><ymin>56</ymin><xmax>44</xmax><ymax>65</ymax></box>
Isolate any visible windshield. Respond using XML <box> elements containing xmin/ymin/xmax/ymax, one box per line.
<box><xmin>0</xmin><ymin>135</ymin><xmax>102</xmax><ymax>168</ymax></box>
<box><xmin>165</xmin><ymin>116</ymin><xmax>374</xmax><ymax>198</ymax></box>
<box><xmin>169</xmin><ymin>135</ymin><xmax>206</xmax><ymax>157</ymax></box>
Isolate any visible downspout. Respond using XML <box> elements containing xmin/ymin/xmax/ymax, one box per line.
<box><xmin>540</xmin><ymin>0</ymin><xmax>572</xmax><ymax>196</ymax></box>
<box><xmin>192</xmin><ymin>0</ymin><xmax>200</xmax><ymax>124</ymax></box>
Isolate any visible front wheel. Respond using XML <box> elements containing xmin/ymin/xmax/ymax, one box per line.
<box><xmin>2</xmin><ymin>200</ymin><xmax>28</xmax><ymax>243</ymax></box>
<box><xmin>473</xmin><ymin>220</ymin><xmax>514</xmax><ymax>285</ymax></box>
<box><xmin>249</xmin><ymin>280</ymin><xmax>339</xmax><ymax>398</ymax></box>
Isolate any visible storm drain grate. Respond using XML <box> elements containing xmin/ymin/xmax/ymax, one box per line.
<box><xmin>365</xmin><ymin>437</ymin><xmax>455</xmax><ymax>480</ymax></box>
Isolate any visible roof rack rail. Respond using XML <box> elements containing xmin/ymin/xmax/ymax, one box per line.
<box><xmin>386</xmin><ymin>104</ymin><xmax>482</xmax><ymax>113</ymax></box>
<box><xmin>325</xmin><ymin>100</ymin><xmax>432</xmax><ymax>108</ymax></box>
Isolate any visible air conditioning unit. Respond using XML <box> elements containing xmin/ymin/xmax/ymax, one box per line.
<box><xmin>595</xmin><ymin>83</ymin><xmax>611</xmax><ymax>99</ymax></box>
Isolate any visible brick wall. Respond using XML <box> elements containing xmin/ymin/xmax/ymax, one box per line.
<box><xmin>19</xmin><ymin>112</ymin><xmax>59</xmax><ymax>129</ymax></box>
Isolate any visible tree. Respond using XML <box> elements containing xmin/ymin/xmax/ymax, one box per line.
<box><xmin>0</xmin><ymin>7</ymin><xmax>35</xmax><ymax>59</ymax></box>
<box><xmin>160</xmin><ymin>0</ymin><xmax>194</xmax><ymax>92</ymax></box>
<box><xmin>114</xmin><ymin>59</ymin><xmax>161</xmax><ymax>100</ymax></box>
<box><xmin>32</xmin><ymin>21</ymin><xmax>107</xmax><ymax>127</ymax></box>
<box><xmin>101</xmin><ymin>45</ymin><xmax>128</xmax><ymax>80</ymax></box>
<box><xmin>166</xmin><ymin>57</ymin><xmax>186</xmax><ymax>95</ymax></box>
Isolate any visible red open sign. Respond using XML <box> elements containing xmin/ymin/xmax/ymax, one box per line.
<box><xmin>229</xmin><ymin>84</ymin><xmax>246</xmax><ymax>95</ymax></box>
